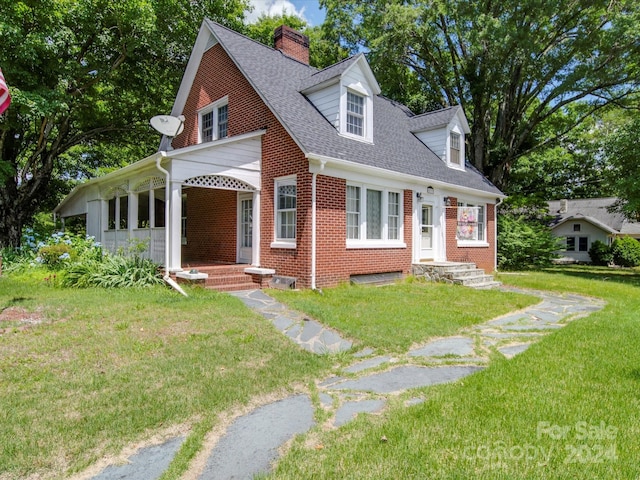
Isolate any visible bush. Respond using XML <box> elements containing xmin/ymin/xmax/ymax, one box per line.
<box><xmin>611</xmin><ymin>236</ymin><xmax>640</xmax><ymax>267</ymax></box>
<box><xmin>498</xmin><ymin>214</ymin><xmax>561</xmax><ymax>270</ymax></box>
<box><xmin>62</xmin><ymin>255</ymin><xmax>163</xmax><ymax>288</ymax></box>
<box><xmin>589</xmin><ymin>240</ymin><xmax>613</xmax><ymax>266</ymax></box>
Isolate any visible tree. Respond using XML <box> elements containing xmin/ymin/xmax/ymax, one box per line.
<box><xmin>602</xmin><ymin>110</ymin><xmax>640</xmax><ymax>220</ymax></box>
<box><xmin>320</xmin><ymin>0</ymin><xmax>640</xmax><ymax>190</ymax></box>
<box><xmin>0</xmin><ymin>0</ymin><xmax>249</xmax><ymax>248</ymax></box>
<box><xmin>246</xmin><ymin>12</ymin><xmax>349</xmax><ymax>69</ymax></box>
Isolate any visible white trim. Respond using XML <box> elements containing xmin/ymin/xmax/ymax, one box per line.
<box><xmin>347</xmin><ymin>242</ymin><xmax>407</xmax><ymax>249</ymax></box>
<box><xmin>274</xmin><ymin>175</ymin><xmax>297</xmax><ymax>245</ymax></box>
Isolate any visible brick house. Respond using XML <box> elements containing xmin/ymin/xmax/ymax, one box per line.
<box><xmin>54</xmin><ymin>20</ymin><xmax>504</xmax><ymax>289</ymax></box>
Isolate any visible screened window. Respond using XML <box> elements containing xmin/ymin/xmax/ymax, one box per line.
<box><xmin>346</xmin><ymin>185</ymin><xmax>361</xmax><ymax>240</ymax></box>
<box><xmin>276</xmin><ymin>179</ymin><xmax>296</xmax><ymax>241</ymax></box>
<box><xmin>138</xmin><ymin>191</ymin><xmax>150</xmax><ymax>228</ymax></box>
<box><xmin>119</xmin><ymin>196</ymin><xmax>128</xmax><ymax>230</ymax></box>
<box><xmin>346</xmin><ymin>184</ymin><xmax>403</xmax><ymax>244</ymax></box>
<box><xmin>450</xmin><ymin>132</ymin><xmax>461</xmax><ymax>165</ymax></box>
<box><xmin>346</xmin><ymin>91</ymin><xmax>364</xmax><ymax>137</ymax></box>
<box><xmin>457</xmin><ymin>203</ymin><xmax>485</xmax><ymax>242</ymax></box>
<box><xmin>199</xmin><ymin>98</ymin><xmax>228</xmax><ymax>143</ymax></box>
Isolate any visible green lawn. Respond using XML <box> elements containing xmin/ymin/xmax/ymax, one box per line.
<box><xmin>269</xmin><ymin>280</ymin><xmax>538</xmax><ymax>352</ymax></box>
<box><xmin>269</xmin><ymin>267</ymin><xmax>640</xmax><ymax>479</ymax></box>
<box><xmin>0</xmin><ymin>274</ymin><xmax>331</xmax><ymax>479</ymax></box>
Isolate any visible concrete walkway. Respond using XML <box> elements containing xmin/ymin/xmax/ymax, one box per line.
<box><xmin>90</xmin><ymin>286</ymin><xmax>605</xmax><ymax>480</ymax></box>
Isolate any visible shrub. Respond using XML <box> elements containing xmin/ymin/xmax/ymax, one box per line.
<box><xmin>589</xmin><ymin>240</ymin><xmax>613</xmax><ymax>266</ymax></box>
<box><xmin>611</xmin><ymin>236</ymin><xmax>640</xmax><ymax>267</ymax></box>
<box><xmin>498</xmin><ymin>214</ymin><xmax>561</xmax><ymax>270</ymax></box>
<box><xmin>62</xmin><ymin>255</ymin><xmax>163</xmax><ymax>288</ymax></box>
<box><xmin>38</xmin><ymin>243</ymin><xmax>74</xmax><ymax>269</ymax></box>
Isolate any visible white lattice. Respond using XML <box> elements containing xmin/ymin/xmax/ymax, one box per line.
<box><xmin>105</xmin><ymin>183</ymin><xmax>128</xmax><ymax>199</ymax></box>
<box><xmin>133</xmin><ymin>176</ymin><xmax>166</xmax><ymax>192</ymax></box>
<box><xmin>184</xmin><ymin>175</ymin><xmax>254</xmax><ymax>191</ymax></box>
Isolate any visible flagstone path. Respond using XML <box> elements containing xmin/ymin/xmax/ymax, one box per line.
<box><xmin>90</xmin><ymin>286</ymin><xmax>604</xmax><ymax>480</ymax></box>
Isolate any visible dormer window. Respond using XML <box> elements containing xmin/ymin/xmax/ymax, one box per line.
<box><xmin>450</xmin><ymin>132</ymin><xmax>461</xmax><ymax>165</ymax></box>
<box><xmin>346</xmin><ymin>91</ymin><xmax>364</xmax><ymax>137</ymax></box>
<box><xmin>199</xmin><ymin>97</ymin><xmax>228</xmax><ymax>143</ymax></box>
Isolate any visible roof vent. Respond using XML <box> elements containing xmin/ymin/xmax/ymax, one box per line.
<box><xmin>274</xmin><ymin>25</ymin><xmax>309</xmax><ymax>65</ymax></box>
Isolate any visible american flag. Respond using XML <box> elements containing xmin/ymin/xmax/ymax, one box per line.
<box><xmin>0</xmin><ymin>68</ymin><xmax>11</xmax><ymax>115</ymax></box>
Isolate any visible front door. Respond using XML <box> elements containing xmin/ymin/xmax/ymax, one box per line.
<box><xmin>238</xmin><ymin>193</ymin><xmax>253</xmax><ymax>264</ymax></box>
<box><xmin>420</xmin><ymin>204</ymin><xmax>434</xmax><ymax>261</ymax></box>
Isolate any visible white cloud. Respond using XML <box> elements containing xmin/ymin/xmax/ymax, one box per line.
<box><xmin>246</xmin><ymin>0</ymin><xmax>307</xmax><ymax>23</ymax></box>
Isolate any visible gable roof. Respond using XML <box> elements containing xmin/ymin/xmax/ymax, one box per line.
<box><xmin>409</xmin><ymin>105</ymin><xmax>470</xmax><ymax>134</ymax></box>
<box><xmin>170</xmin><ymin>20</ymin><xmax>502</xmax><ymax>197</ymax></box>
<box><xmin>547</xmin><ymin>198</ymin><xmax>640</xmax><ymax>234</ymax></box>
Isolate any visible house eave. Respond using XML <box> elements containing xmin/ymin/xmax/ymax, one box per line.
<box><xmin>551</xmin><ymin>215</ymin><xmax>618</xmax><ymax>235</ymax></box>
<box><xmin>306</xmin><ymin>152</ymin><xmax>505</xmax><ymax>201</ymax></box>
<box><xmin>168</xmin><ymin>129</ymin><xmax>266</xmax><ymax>158</ymax></box>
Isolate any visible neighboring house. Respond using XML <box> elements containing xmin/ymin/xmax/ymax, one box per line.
<box><xmin>54</xmin><ymin>21</ymin><xmax>504</xmax><ymax>289</ymax></box>
<box><xmin>548</xmin><ymin>198</ymin><xmax>640</xmax><ymax>263</ymax></box>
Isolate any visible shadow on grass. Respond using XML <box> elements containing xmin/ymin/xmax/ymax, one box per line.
<box><xmin>1</xmin><ymin>296</ymin><xmax>32</xmax><ymax>313</ymax></box>
<box><xmin>536</xmin><ymin>265</ymin><xmax>640</xmax><ymax>288</ymax></box>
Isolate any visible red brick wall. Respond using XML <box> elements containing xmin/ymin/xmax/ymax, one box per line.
<box><xmin>314</xmin><ymin>176</ymin><xmax>413</xmax><ymax>287</ymax></box>
<box><xmin>445</xmin><ymin>197</ymin><xmax>496</xmax><ymax>272</ymax></box>
<box><xmin>182</xmin><ymin>188</ymin><xmax>237</xmax><ymax>264</ymax></box>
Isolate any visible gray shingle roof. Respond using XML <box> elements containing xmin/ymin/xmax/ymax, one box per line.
<box><xmin>206</xmin><ymin>20</ymin><xmax>502</xmax><ymax>196</ymax></box>
<box><xmin>547</xmin><ymin>197</ymin><xmax>640</xmax><ymax>234</ymax></box>
<box><xmin>409</xmin><ymin>106</ymin><xmax>461</xmax><ymax>132</ymax></box>
<box><xmin>298</xmin><ymin>54</ymin><xmax>363</xmax><ymax>92</ymax></box>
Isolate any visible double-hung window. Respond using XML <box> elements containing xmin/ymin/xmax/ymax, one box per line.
<box><xmin>456</xmin><ymin>202</ymin><xmax>486</xmax><ymax>243</ymax></box>
<box><xmin>199</xmin><ymin>97</ymin><xmax>229</xmax><ymax>143</ymax></box>
<box><xmin>346</xmin><ymin>91</ymin><xmax>364</xmax><ymax>137</ymax></box>
<box><xmin>450</xmin><ymin>132</ymin><xmax>461</xmax><ymax>165</ymax></box>
<box><xmin>346</xmin><ymin>184</ymin><xmax>404</xmax><ymax>247</ymax></box>
<box><xmin>566</xmin><ymin>236</ymin><xmax>588</xmax><ymax>252</ymax></box>
<box><xmin>273</xmin><ymin>177</ymin><xmax>296</xmax><ymax>246</ymax></box>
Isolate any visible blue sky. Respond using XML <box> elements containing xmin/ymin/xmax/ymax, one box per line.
<box><xmin>246</xmin><ymin>0</ymin><xmax>326</xmax><ymax>26</ymax></box>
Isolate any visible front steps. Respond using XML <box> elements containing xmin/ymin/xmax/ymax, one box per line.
<box><xmin>412</xmin><ymin>262</ymin><xmax>501</xmax><ymax>289</ymax></box>
<box><xmin>175</xmin><ymin>264</ymin><xmax>256</xmax><ymax>292</ymax></box>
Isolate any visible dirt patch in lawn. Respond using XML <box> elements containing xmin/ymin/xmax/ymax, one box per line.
<box><xmin>0</xmin><ymin>306</ymin><xmax>46</xmax><ymax>333</ymax></box>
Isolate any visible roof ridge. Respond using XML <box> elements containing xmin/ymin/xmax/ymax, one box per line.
<box><xmin>411</xmin><ymin>105</ymin><xmax>459</xmax><ymax>119</ymax></box>
<box><xmin>308</xmin><ymin>52</ymin><xmax>363</xmax><ymax>77</ymax></box>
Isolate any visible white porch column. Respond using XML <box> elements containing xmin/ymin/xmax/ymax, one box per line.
<box><xmin>128</xmin><ymin>190</ymin><xmax>137</xmax><ymax>236</ymax></box>
<box><xmin>252</xmin><ymin>190</ymin><xmax>261</xmax><ymax>266</ymax></box>
<box><xmin>168</xmin><ymin>181</ymin><xmax>183</xmax><ymax>271</ymax></box>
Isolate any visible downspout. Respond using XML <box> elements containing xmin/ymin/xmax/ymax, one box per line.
<box><xmin>494</xmin><ymin>197</ymin><xmax>505</xmax><ymax>272</ymax></box>
<box><xmin>311</xmin><ymin>160</ymin><xmax>326</xmax><ymax>290</ymax></box>
<box><xmin>156</xmin><ymin>152</ymin><xmax>188</xmax><ymax>297</ymax></box>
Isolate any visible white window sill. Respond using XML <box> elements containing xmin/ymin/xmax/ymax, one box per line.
<box><xmin>447</xmin><ymin>163</ymin><xmax>465</xmax><ymax>171</ymax></box>
<box><xmin>347</xmin><ymin>241</ymin><xmax>407</xmax><ymax>249</ymax></box>
<box><xmin>456</xmin><ymin>241</ymin><xmax>489</xmax><ymax>247</ymax></box>
<box><xmin>271</xmin><ymin>241</ymin><xmax>296</xmax><ymax>249</ymax></box>
<box><xmin>338</xmin><ymin>132</ymin><xmax>374</xmax><ymax>144</ymax></box>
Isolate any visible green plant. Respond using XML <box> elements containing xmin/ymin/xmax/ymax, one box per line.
<box><xmin>38</xmin><ymin>243</ymin><xmax>74</xmax><ymax>269</ymax></box>
<box><xmin>62</xmin><ymin>255</ymin><xmax>163</xmax><ymax>288</ymax></box>
<box><xmin>611</xmin><ymin>236</ymin><xmax>640</xmax><ymax>267</ymax></box>
<box><xmin>497</xmin><ymin>214</ymin><xmax>561</xmax><ymax>270</ymax></box>
<box><xmin>589</xmin><ymin>240</ymin><xmax>613</xmax><ymax>266</ymax></box>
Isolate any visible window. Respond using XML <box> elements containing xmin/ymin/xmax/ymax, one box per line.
<box><xmin>388</xmin><ymin>192</ymin><xmax>400</xmax><ymax>240</ymax></box>
<box><xmin>108</xmin><ymin>198</ymin><xmax>116</xmax><ymax>230</ymax></box>
<box><xmin>138</xmin><ymin>191</ymin><xmax>150</xmax><ymax>228</ymax></box>
<box><xmin>199</xmin><ymin>98</ymin><xmax>229</xmax><ymax>143</ymax></box>
<box><xmin>346</xmin><ymin>184</ymin><xmax>404</xmax><ymax>245</ymax></box>
<box><xmin>275</xmin><ymin>178</ymin><xmax>296</xmax><ymax>242</ymax></box>
<box><xmin>573</xmin><ymin>223</ymin><xmax>581</xmax><ymax>232</ymax></box>
<box><xmin>566</xmin><ymin>236</ymin><xmax>588</xmax><ymax>252</ymax></box>
<box><xmin>119</xmin><ymin>196</ymin><xmax>128</xmax><ymax>230</ymax></box>
<box><xmin>346</xmin><ymin>185</ymin><xmax>360</xmax><ymax>240</ymax></box>
<box><xmin>457</xmin><ymin>203</ymin><xmax>485</xmax><ymax>242</ymax></box>
<box><xmin>346</xmin><ymin>91</ymin><xmax>364</xmax><ymax>137</ymax></box>
<box><xmin>450</xmin><ymin>132</ymin><xmax>461</xmax><ymax>165</ymax></box>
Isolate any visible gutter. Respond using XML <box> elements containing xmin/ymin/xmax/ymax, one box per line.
<box><xmin>156</xmin><ymin>153</ymin><xmax>188</xmax><ymax>297</ymax></box>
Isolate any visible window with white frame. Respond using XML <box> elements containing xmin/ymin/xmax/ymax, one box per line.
<box><xmin>346</xmin><ymin>184</ymin><xmax>404</xmax><ymax>245</ymax></box>
<box><xmin>456</xmin><ymin>202</ymin><xmax>485</xmax><ymax>242</ymax></box>
<box><xmin>450</xmin><ymin>132</ymin><xmax>461</xmax><ymax>165</ymax></box>
<box><xmin>275</xmin><ymin>177</ymin><xmax>296</xmax><ymax>242</ymax></box>
<box><xmin>565</xmin><ymin>236</ymin><xmax>588</xmax><ymax>252</ymax></box>
<box><xmin>346</xmin><ymin>91</ymin><xmax>364</xmax><ymax>137</ymax></box>
<box><xmin>199</xmin><ymin>98</ymin><xmax>229</xmax><ymax>143</ymax></box>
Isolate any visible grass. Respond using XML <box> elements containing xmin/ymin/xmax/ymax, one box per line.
<box><xmin>0</xmin><ymin>272</ymin><xmax>331</xmax><ymax>480</ymax></box>
<box><xmin>269</xmin><ymin>280</ymin><xmax>538</xmax><ymax>352</ymax></box>
<box><xmin>268</xmin><ymin>266</ymin><xmax>640</xmax><ymax>479</ymax></box>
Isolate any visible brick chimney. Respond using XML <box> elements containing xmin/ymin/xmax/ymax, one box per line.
<box><xmin>274</xmin><ymin>25</ymin><xmax>310</xmax><ymax>65</ymax></box>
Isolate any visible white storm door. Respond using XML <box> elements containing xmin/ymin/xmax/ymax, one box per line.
<box><xmin>238</xmin><ymin>193</ymin><xmax>253</xmax><ymax>264</ymax></box>
<box><xmin>420</xmin><ymin>203</ymin><xmax>434</xmax><ymax>260</ymax></box>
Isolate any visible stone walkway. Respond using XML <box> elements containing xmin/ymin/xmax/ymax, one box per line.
<box><xmin>89</xmin><ymin>286</ymin><xmax>605</xmax><ymax>480</ymax></box>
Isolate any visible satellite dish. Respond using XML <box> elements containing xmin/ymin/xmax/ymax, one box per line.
<box><xmin>150</xmin><ymin>115</ymin><xmax>185</xmax><ymax>137</ymax></box>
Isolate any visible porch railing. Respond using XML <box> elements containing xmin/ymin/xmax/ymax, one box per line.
<box><xmin>103</xmin><ymin>228</ymin><xmax>165</xmax><ymax>265</ymax></box>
